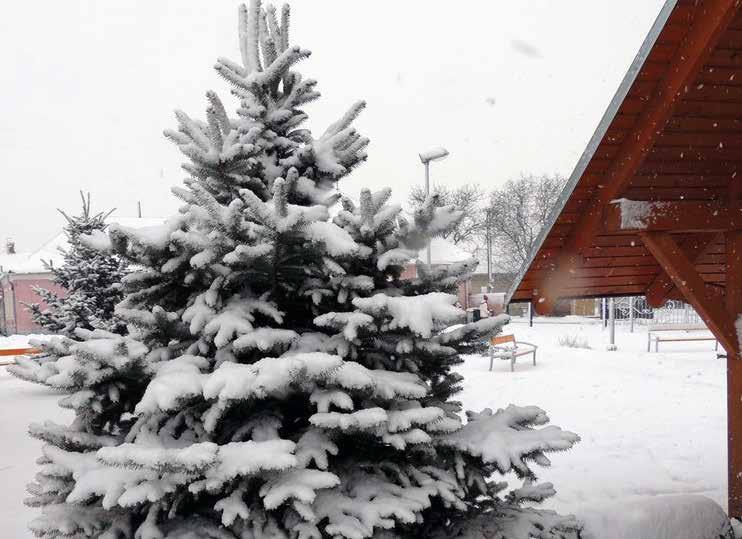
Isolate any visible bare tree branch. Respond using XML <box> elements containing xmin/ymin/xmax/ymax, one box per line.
<box><xmin>408</xmin><ymin>183</ymin><xmax>485</xmax><ymax>249</ymax></box>
<box><xmin>484</xmin><ymin>174</ymin><xmax>566</xmax><ymax>271</ymax></box>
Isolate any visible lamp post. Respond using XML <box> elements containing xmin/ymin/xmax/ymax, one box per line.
<box><xmin>484</xmin><ymin>207</ymin><xmax>494</xmax><ymax>289</ymax></box>
<box><xmin>419</xmin><ymin>147</ymin><xmax>449</xmax><ymax>265</ymax></box>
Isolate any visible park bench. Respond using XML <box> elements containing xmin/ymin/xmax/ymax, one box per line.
<box><xmin>0</xmin><ymin>347</ymin><xmax>42</xmax><ymax>366</ymax></box>
<box><xmin>489</xmin><ymin>334</ymin><xmax>537</xmax><ymax>372</ymax></box>
<box><xmin>647</xmin><ymin>323</ymin><xmax>718</xmax><ymax>353</ymax></box>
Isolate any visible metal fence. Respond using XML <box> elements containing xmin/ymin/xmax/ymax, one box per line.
<box><xmin>601</xmin><ymin>297</ymin><xmax>704</xmax><ymax>330</ymax></box>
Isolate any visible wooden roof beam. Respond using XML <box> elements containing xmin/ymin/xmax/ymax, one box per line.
<box><xmin>533</xmin><ymin>0</ymin><xmax>740</xmax><ymax>315</ymax></box>
<box><xmin>640</xmin><ymin>231</ymin><xmax>739</xmax><ymax>357</ymax></box>
<box><xmin>605</xmin><ymin>200</ymin><xmax>742</xmax><ymax>232</ymax></box>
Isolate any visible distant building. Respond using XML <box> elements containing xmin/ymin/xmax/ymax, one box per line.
<box><xmin>0</xmin><ymin>217</ymin><xmax>161</xmax><ymax>335</ymax></box>
<box><xmin>401</xmin><ymin>237</ymin><xmax>473</xmax><ymax>308</ymax></box>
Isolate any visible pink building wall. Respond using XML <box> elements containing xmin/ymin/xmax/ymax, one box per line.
<box><xmin>3</xmin><ymin>266</ymin><xmax>468</xmax><ymax>334</ymax></box>
<box><xmin>401</xmin><ymin>262</ymin><xmax>470</xmax><ymax>309</ymax></box>
<box><xmin>0</xmin><ymin>274</ymin><xmax>65</xmax><ymax>334</ymax></box>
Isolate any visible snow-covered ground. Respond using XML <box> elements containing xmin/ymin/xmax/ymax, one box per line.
<box><xmin>458</xmin><ymin>318</ymin><xmax>727</xmax><ymax>532</ymax></box>
<box><xmin>0</xmin><ymin>334</ymin><xmax>51</xmax><ymax>350</ymax></box>
<box><xmin>0</xmin><ymin>319</ymin><xmax>728</xmax><ymax>536</ymax></box>
<box><xmin>0</xmin><ymin>366</ymin><xmax>70</xmax><ymax>538</ymax></box>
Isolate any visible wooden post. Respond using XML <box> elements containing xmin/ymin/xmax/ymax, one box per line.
<box><xmin>727</xmin><ymin>231</ymin><xmax>742</xmax><ymax>516</ymax></box>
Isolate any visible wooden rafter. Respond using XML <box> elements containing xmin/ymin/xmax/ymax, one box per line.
<box><xmin>533</xmin><ymin>0</ymin><xmax>740</xmax><ymax>315</ymax></box>
<box><xmin>644</xmin><ymin>233</ymin><xmax>721</xmax><ymax>307</ymax></box>
<box><xmin>640</xmin><ymin>231</ymin><xmax>739</xmax><ymax>357</ymax></box>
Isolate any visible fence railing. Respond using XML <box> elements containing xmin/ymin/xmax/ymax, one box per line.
<box><xmin>602</xmin><ymin>297</ymin><xmax>705</xmax><ymax>330</ymax></box>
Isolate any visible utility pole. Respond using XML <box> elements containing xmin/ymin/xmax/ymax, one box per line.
<box><xmin>485</xmin><ymin>208</ymin><xmax>493</xmax><ymax>289</ymax></box>
<box><xmin>424</xmin><ymin>162</ymin><xmax>431</xmax><ymax>265</ymax></box>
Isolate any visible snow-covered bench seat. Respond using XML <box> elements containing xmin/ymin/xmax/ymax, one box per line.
<box><xmin>0</xmin><ymin>347</ymin><xmax>42</xmax><ymax>366</ymax></box>
<box><xmin>578</xmin><ymin>494</ymin><xmax>733</xmax><ymax>539</ymax></box>
<box><xmin>488</xmin><ymin>334</ymin><xmax>537</xmax><ymax>372</ymax></box>
<box><xmin>647</xmin><ymin>323</ymin><xmax>718</xmax><ymax>353</ymax></box>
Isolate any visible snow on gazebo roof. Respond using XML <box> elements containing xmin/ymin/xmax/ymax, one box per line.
<box><xmin>0</xmin><ymin>217</ymin><xmax>164</xmax><ymax>275</ymax></box>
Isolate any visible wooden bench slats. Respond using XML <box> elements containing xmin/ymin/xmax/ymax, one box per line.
<box><xmin>489</xmin><ymin>334</ymin><xmax>537</xmax><ymax>372</ymax></box>
<box><xmin>656</xmin><ymin>336</ymin><xmax>716</xmax><ymax>342</ymax></box>
<box><xmin>490</xmin><ymin>335</ymin><xmax>516</xmax><ymax>346</ymax></box>
<box><xmin>649</xmin><ymin>323</ymin><xmax>709</xmax><ymax>332</ymax></box>
<box><xmin>0</xmin><ymin>347</ymin><xmax>42</xmax><ymax>357</ymax></box>
<box><xmin>647</xmin><ymin>325</ymin><xmax>718</xmax><ymax>352</ymax></box>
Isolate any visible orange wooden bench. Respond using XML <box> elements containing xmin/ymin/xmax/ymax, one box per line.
<box><xmin>489</xmin><ymin>334</ymin><xmax>537</xmax><ymax>372</ymax></box>
<box><xmin>0</xmin><ymin>347</ymin><xmax>42</xmax><ymax>366</ymax></box>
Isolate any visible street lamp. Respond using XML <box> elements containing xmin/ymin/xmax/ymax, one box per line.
<box><xmin>419</xmin><ymin>147</ymin><xmax>450</xmax><ymax>265</ymax></box>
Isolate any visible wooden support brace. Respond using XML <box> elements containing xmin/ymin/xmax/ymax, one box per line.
<box><xmin>645</xmin><ymin>233</ymin><xmax>721</xmax><ymax>308</ymax></box>
<box><xmin>639</xmin><ymin>231</ymin><xmax>738</xmax><ymax>357</ymax></box>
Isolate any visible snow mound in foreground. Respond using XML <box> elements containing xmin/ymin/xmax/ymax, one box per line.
<box><xmin>579</xmin><ymin>495</ymin><xmax>732</xmax><ymax>539</ymax></box>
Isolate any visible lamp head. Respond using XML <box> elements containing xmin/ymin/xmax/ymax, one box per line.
<box><xmin>419</xmin><ymin>147</ymin><xmax>449</xmax><ymax>164</ymax></box>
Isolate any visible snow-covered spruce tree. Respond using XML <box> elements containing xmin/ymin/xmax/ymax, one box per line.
<box><xmin>22</xmin><ymin>3</ymin><xmax>580</xmax><ymax>538</ymax></box>
<box><xmin>26</xmin><ymin>192</ymin><xmax>128</xmax><ymax>337</ymax></box>
<box><xmin>9</xmin><ymin>193</ymin><xmax>130</xmax><ymax>389</ymax></box>
<box><xmin>313</xmin><ymin>190</ymin><xmax>580</xmax><ymax>538</ymax></box>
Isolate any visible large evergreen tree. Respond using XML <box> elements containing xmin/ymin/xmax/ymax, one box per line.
<box><xmin>21</xmin><ymin>3</ymin><xmax>580</xmax><ymax>538</ymax></box>
<box><xmin>27</xmin><ymin>192</ymin><xmax>128</xmax><ymax>337</ymax></box>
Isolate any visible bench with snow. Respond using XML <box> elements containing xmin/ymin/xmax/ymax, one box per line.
<box><xmin>0</xmin><ymin>347</ymin><xmax>42</xmax><ymax>366</ymax></box>
<box><xmin>578</xmin><ymin>494</ymin><xmax>733</xmax><ymax>539</ymax></box>
<box><xmin>647</xmin><ymin>323</ymin><xmax>718</xmax><ymax>353</ymax></box>
<box><xmin>488</xmin><ymin>334</ymin><xmax>537</xmax><ymax>372</ymax></box>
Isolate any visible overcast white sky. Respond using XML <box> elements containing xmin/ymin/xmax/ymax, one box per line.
<box><xmin>0</xmin><ymin>0</ymin><xmax>667</xmax><ymax>251</ymax></box>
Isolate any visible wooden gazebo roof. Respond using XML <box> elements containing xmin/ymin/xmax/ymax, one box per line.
<box><xmin>507</xmin><ymin>0</ymin><xmax>741</xmax><ymax>331</ymax></box>
<box><xmin>506</xmin><ymin>0</ymin><xmax>742</xmax><ymax>514</ymax></box>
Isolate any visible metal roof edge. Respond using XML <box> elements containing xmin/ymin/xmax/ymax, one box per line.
<box><xmin>505</xmin><ymin>0</ymin><xmax>679</xmax><ymax>304</ymax></box>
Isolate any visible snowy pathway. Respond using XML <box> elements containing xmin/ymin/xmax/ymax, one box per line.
<box><xmin>0</xmin><ymin>320</ymin><xmax>728</xmax><ymax>535</ymax></box>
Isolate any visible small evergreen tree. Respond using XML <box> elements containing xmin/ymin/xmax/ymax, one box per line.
<box><xmin>20</xmin><ymin>3</ymin><xmax>580</xmax><ymax>538</ymax></box>
<box><xmin>27</xmin><ymin>192</ymin><xmax>128</xmax><ymax>337</ymax></box>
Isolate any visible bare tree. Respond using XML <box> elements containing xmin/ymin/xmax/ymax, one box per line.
<box><xmin>484</xmin><ymin>174</ymin><xmax>566</xmax><ymax>271</ymax></box>
<box><xmin>408</xmin><ymin>183</ymin><xmax>485</xmax><ymax>249</ymax></box>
